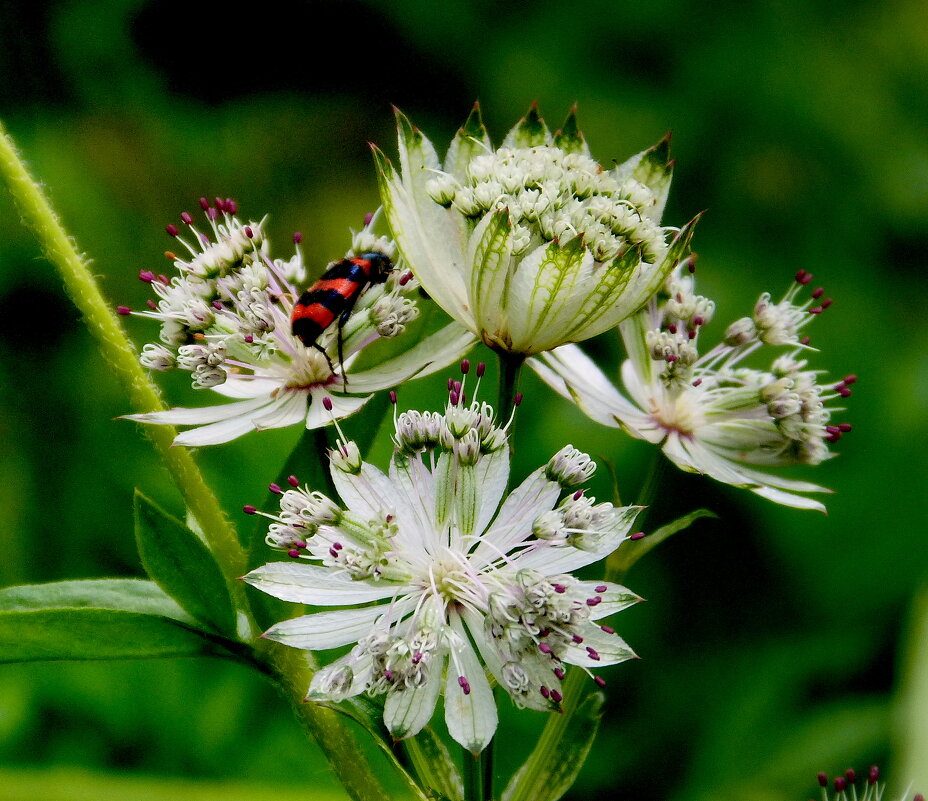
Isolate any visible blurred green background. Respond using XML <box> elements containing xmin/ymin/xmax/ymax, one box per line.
<box><xmin>1</xmin><ymin>0</ymin><xmax>926</xmax><ymax>799</ymax></box>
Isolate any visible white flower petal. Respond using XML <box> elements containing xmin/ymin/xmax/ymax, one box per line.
<box><xmin>468</xmin><ymin>209</ymin><xmax>515</xmax><ymax>346</ymax></box>
<box><xmin>472</xmin><ymin>447</ymin><xmax>511</xmax><ymax>542</ymax></box>
<box><xmin>330</xmin><ymin>461</ymin><xmax>398</xmax><ymax>521</ymax></box>
<box><xmin>253</xmin><ymin>389</ymin><xmax>309</xmax><ymax>431</ymax></box>
<box><xmin>304</xmin><ymin>389</ymin><xmax>371</xmax><ymax>430</ymax></box>
<box><xmin>173</xmin><ymin>414</ymin><xmax>264</xmax><ymax>447</ymax></box>
<box><xmin>389</xmin><ymin>454</ymin><xmax>437</xmax><ymax>553</ymax></box>
<box><xmin>243</xmin><ymin>562</ymin><xmax>407</xmax><ymax>605</ymax></box>
<box><xmin>445</xmin><ymin>615</ymin><xmax>497</xmax><ymax>753</ymax></box>
<box><xmin>123</xmin><ymin>396</ymin><xmax>270</xmax><ymax>427</ymax></box>
<box><xmin>560</xmin><ymin>624</ymin><xmax>636</xmax><ymax>668</ymax></box>
<box><xmin>211</xmin><ymin>376</ymin><xmax>283</xmax><ymax>399</ymax></box>
<box><xmin>263</xmin><ymin>604</ymin><xmax>392</xmax><ymax>650</ymax></box>
<box><xmin>576</xmin><ymin>581</ymin><xmax>643</xmax><ymax>619</ymax></box>
<box><xmin>384</xmin><ymin>651</ymin><xmax>444</xmax><ymax>740</ymax></box>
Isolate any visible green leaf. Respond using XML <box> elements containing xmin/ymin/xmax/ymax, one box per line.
<box><xmin>0</xmin><ymin>579</ymin><xmax>222</xmax><ymax>662</ymax></box>
<box><xmin>502</xmin><ymin>102</ymin><xmax>552</xmax><ymax>149</ymax></box>
<box><xmin>317</xmin><ymin>696</ymin><xmax>433</xmax><ymax>801</ymax></box>
<box><xmin>405</xmin><ymin>729</ymin><xmax>465</xmax><ymax>801</ymax></box>
<box><xmin>607</xmin><ymin>508</ymin><xmax>717</xmax><ymax>578</ymax></box>
<box><xmin>614</xmin><ymin>133</ymin><xmax>675</xmax><ymax>223</ymax></box>
<box><xmin>553</xmin><ymin>106</ymin><xmax>589</xmax><ymax>155</ymax></box>
<box><xmin>502</xmin><ymin>683</ymin><xmax>605</xmax><ymax>801</ymax></box>
<box><xmin>134</xmin><ymin>491</ymin><xmax>237</xmax><ymax>636</ymax></box>
<box><xmin>445</xmin><ymin>102</ymin><xmax>492</xmax><ymax>182</ymax></box>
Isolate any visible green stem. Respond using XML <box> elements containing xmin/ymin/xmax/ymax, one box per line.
<box><xmin>0</xmin><ymin>122</ymin><xmax>396</xmax><ymax>801</ymax></box>
<box><xmin>495</xmin><ymin>352</ymin><xmax>525</xmax><ymax>425</ymax></box>
<box><xmin>264</xmin><ymin>643</ymin><xmax>394</xmax><ymax>801</ymax></box>
<box><xmin>0</xmin><ymin>121</ymin><xmax>246</xmax><ymax>587</ymax></box>
<box><xmin>462</xmin><ymin>747</ymin><xmax>483</xmax><ymax>801</ymax></box>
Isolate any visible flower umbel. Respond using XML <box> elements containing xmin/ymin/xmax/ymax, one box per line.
<box><xmin>122</xmin><ymin>200</ymin><xmax>475</xmax><ymax>445</ymax></box>
<box><xmin>530</xmin><ymin>263</ymin><xmax>854</xmax><ymax>511</ymax></box>
<box><xmin>244</xmin><ymin>369</ymin><xmax>642</xmax><ymax>752</ymax></box>
<box><xmin>373</xmin><ymin>104</ymin><xmax>700</xmax><ymax>355</ymax></box>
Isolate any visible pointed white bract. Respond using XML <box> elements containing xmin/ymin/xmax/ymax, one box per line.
<box><xmin>245</xmin><ymin>378</ymin><xmax>642</xmax><ymax>752</ymax></box>
<box><xmin>530</xmin><ymin>264</ymin><xmax>855</xmax><ymax>512</ymax></box>
<box><xmin>374</xmin><ymin>104</ymin><xmax>699</xmax><ymax>355</ymax></box>
<box><xmin>122</xmin><ymin>200</ymin><xmax>476</xmax><ymax>445</ymax></box>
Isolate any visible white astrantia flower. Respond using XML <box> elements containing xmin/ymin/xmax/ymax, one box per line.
<box><xmin>529</xmin><ymin>264</ymin><xmax>855</xmax><ymax>512</ymax></box>
<box><xmin>121</xmin><ymin>199</ymin><xmax>476</xmax><ymax>446</ymax></box>
<box><xmin>372</xmin><ymin>103</ymin><xmax>700</xmax><ymax>355</ymax></box>
<box><xmin>243</xmin><ymin>370</ymin><xmax>643</xmax><ymax>753</ymax></box>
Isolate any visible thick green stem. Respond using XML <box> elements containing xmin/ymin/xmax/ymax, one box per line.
<box><xmin>495</xmin><ymin>352</ymin><xmax>525</xmax><ymax>425</ymax></box>
<box><xmin>0</xmin><ymin>121</ymin><xmax>246</xmax><ymax>586</ymax></box>
<box><xmin>0</xmin><ymin>123</ymin><xmax>397</xmax><ymax>801</ymax></box>
<box><xmin>266</xmin><ymin>643</ymin><xmax>394</xmax><ymax>801</ymax></box>
<box><xmin>462</xmin><ymin>747</ymin><xmax>484</xmax><ymax>801</ymax></box>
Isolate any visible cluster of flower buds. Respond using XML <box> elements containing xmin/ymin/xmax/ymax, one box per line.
<box><xmin>812</xmin><ymin>765</ymin><xmax>922</xmax><ymax>801</ymax></box>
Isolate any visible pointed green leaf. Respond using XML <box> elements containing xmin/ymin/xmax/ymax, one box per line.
<box><xmin>0</xmin><ymin>579</ymin><xmax>224</xmax><ymax>662</ymax></box>
<box><xmin>502</xmin><ymin>103</ymin><xmax>552</xmax><ymax>149</ymax></box>
<box><xmin>553</xmin><ymin>106</ymin><xmax>589</xmax><ymax>155</ymax></box>
<box><xmin>445</xmin><ymin>102</ymin><xmax>492</xmax><ymax>181</ymax></box>
<box><xmin>607</xmin><ymin>508</ymin><xmax>717</xmax><ymax>579</ymax></box>
<box><xmin>405</xmin><ymin>729</ymin><xmax>465</xmax><ymax>801</ymax></box>
<box><xmin>614</xmin><ymin>133</ymin><xmax>674</xmax><ymax>223</ymax></box>
<box><xmin>135</xmin><ymin>491</ymin><xmax>237</xmax><ymax>636</ymax></box>
<box><xmin>502</xmin><ymin>686</ymin><xmax>605</xmax><ymax>801</ymax></box>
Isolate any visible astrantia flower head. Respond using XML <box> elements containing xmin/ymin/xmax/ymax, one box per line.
<box><xmin>373</xmin><ymin>104</ymin><xmax>700</xmax><ymax>355</ymax></box>
<box><xmin>244</xmin><ymin>368</ymin><xmax>643</xmax><ymax>752</ymax></box>
<box><xmin>122</xmin><ymin>199</ymin><xmax>475</xmax><ymax>445</ymax></box>
<box><xmin>530</xmin><ymin>264</ymin><xmax>855</xmax><ymax>511</ymax></box>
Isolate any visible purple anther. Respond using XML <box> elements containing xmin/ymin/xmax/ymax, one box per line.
<box><xmin>199</xmin><ymin>197</ymin><xmax>210</xmax><ymax>210</ymax></box>
<box><xmin>586</xmin><ymin>596</ymin><xmax>602</xmax><ymax>607</ymax></box>
<box><xmin>796</xmin><ymin>270</ymin><xmax>813</xmax><ymax>285</ymax></box>
<box><xmin>411</xmin><ymin>651</ymin><xmax>422</xmax><ymax>664</ymax></box>
<box><xmin>398</xmin><ymin>271</ymin><xmax>413</xmax><ymax>286</ymax></box>
<box><xmin>834</xmin><ymin>777</ymin><xmax>846</xmax><ymax>793</ymax></box>
<box><xmin>243</xmin><ymin>505</ymin><xmax>257</xmax><ymax>515</ymax></box>
<box><xmin>295</xmin><ymin>541</ymin><xmax>306</xmax><ymax>549</ymax></box>
<box><xmin>838</xmin><ymin>387</ymin><xmax>852</xmax><ymax>398</ymax></box>
<box><xmin>817</xmin><ymin>773</ymin><xmax>828</xmax><ymax>788</ymax></box>
<box><xmin>158</xmin><ymin>274</ymin><xmax>170</xmax><ymax>284</ymax></box>
<box><xmin>287</xmin><ymin>475</ymin><xmax>299</xmax><ymax>487</ymax></box>
<box><xmin>550</xmin><ymin>689</ymin><xmax>562</xmax><ymax>703</ymax></box>
<box><xmin>554</xmin><ymin>667</ymin><xmax>565</xmax><ymax>680</ymax></box>
<box><xmin>845</xmin><ymin>769</ymin><xmax>857</xmax><ymax>784</ymax></box>
<box><xmin>269</xmin><ymin>483</ymin><xmax>283</xmax><ymax>495</ymax></box>
<box><xmin>458</xmin><ymin>676</ymin><xmax>471</xmax><ymax>695</ymax></box>
<box><xmin>821</xmin><ymin>298</ymin><xmax>833</xmax><ymax>309</ymax></box>
<box><xmin>692</xmin><ymin>378</ymin><xmax>703</xmax><ymax>387</ymax></box>
<box><xmin>838</xmin><ymin>423</ymin><xmax>852</xmax><ymax>432</ymax></box>
<box><xmin>800</xmin><ymin>336</ymin><xmax>811</xmax><ymax>345</ymax></box>
<box><xmin>514</xmin><ymin>393</ymin><xmax>523</xmax><ymax>406</ymax></box>
<box><xmin>540</xmin><ymin>685</ymin><xmax>550</xmax><ymax>698</ymax></box>
<box><xmin>812</xmin><ymin>287</ymin><xmax>824</xmax><ymax>299</ymax></box>
<box><xmin>214</xmin><ymin>197</ymin><xmax>226</xmax><ymax>212</ymax></box>
<box><xmin>329</xmin><ymin>548</ymin><xmax>339</xmax><ymax>558</ymax></box>
<box><xmin>630</xmin><ymin>531</ymin><xmax>645</xmax><ymax>540</ymax></box>
<box><xmin>363</xmin><ymin>211</ymin><xmax>374</xmax><ymax>227</ymax></box>
<box><xmin>333</xmin><ymin>542</ymin><xmax>343</xmax><ymax>550</ymax></box>
<box><xmin>844</xmin><ymin>374</ymin><xmax>857</xmax><ymax>385</ymax></box>
<box><xmin>389</xmin><ymin>390</ymin><xmax>397</xmax><ymax>404</ymax></box>
<box><xmin>226</xmin><ymin>199</ymin><xmax>237</xmax><ymax>215</ymax></box>
<box><xmin>117</xmin><ymin>305</ymin><xmax>132</xmax><ymax>315</ymax></box>
<box><xmin>447</xmin><ymin>377</ymin><xmax>455</xmax><ymax>391</ymax></box>
<box><xmin>694</xmin><ymin>315</ymin><xmax>704</xmax><ymax>326</ymax></box>
<box><xmin>139</xmin><ymin>269</ymin><xmax>155</xmax><ymax>283</ymax></box>
<box><xmin>688</xmin><ymin>261</ymin><xmax>696</xmax><ymax>274</ymax></box>
<box><xmin>572</xmin><ymin>634</ymin><xmax>583</xmax><ymax>644</ymax></box>
<box><xmin>668</xmin><ymin>323</ymin><xmax>677</xmax><ymax>334</ymax></box>
<box><xmin>595</xmin><ymin>585</ymin><xmax>607</xmax><ymax>593</ymax></box>
<box><xmin>449</xmin><ymin>391</ymin><xmax>460</xmax><ymax>405</ymax></box>
<box><xmin>601</xmin><ymin>625</ymin><xmax>615</xmax><ymax>634</ymax></box>
<box><xmin>165</xmin><ymin>224</ymin><xmax>179</xmax><ymax>237</ymax></box>
<box><xmin>384</xmin><ymin>670</ymin><xmax>394</xmax><ymax>681</ymax></box>
<box><xmin>244</xmin><ymin>334</ymin><xmax>254</xmax><ymax>343</ymax></box>
<box><xmin>809</xmin><ymin>306</ymin><xmax>823</xmax><ymax>315</ymax></box>
<box><xmin>145</xmin><ymin>299</ymin><xmax>156</xmax><ymax>310</ymax></box>
<box><xmin>553</xmin><ymin>583</ymin><xmax>566</xmax><ymax>594</ymax></box>
<box><xmin>212</xmin><ymin>301</ymin><xmax>224</xmax><ymax>310</ymax></box>
<box><xmin>476</xmin><ymin>362</ymin><xmax>486</xmax><ymax>377</ymax></box>
<box><xmin>538</xmin><ymin>642</ymin><xmax>553</xmax><ymax>655</ymax></box>
<box><xmin>594</xmin><ymin>675</ymin><xmax>606</xmax><ymax>687</ymax></box>
<box><xmin>867</xmin><ymin>767</ymin><xmax>879</xmax><ymax>785</ymax></box>
<box><xmin>180</xmin><ymin>211</ymin><xmax>193</xmax><ymax>225</ymax></box>
<box><xmin>207</xmin><ymin>207</ymin><xmax>218</xmax><ymax>221</ymax></box>
<box><xmin>453</xmin><ymin>380</ymin><xmax>462</xmax><ymax>394</ymax></box>
<box><xmin>244</xmin><ymin>226</ymin><xmax>254</xmax><ymax>239</ymax></box>
<box><xmin>322</xmin><ymin>396</ymin><xmax>333</xmax><ymax>411</ymax></box>
<box><xmin>666</xmin><ymin>353</ymin><xmax>678</xmax><ymax>363</ymax></box>
<box><xmin>826</xmin><ymin>425</ymin><xmax>841</xmax><ymax>435</ymax></box>
<box><xmin>293</xmin><ymin>231</ymin><xmax>303</xmax><ymax>244</ymax></box>
<box><xmin>586</xmin><ymin>647</ymin><xmax>601</xmax><ymax>661</ymax></box>
<box><xmin>688</xmin><ymin>329</ymin><xmax>697</xmax><ymax>339</ymax></box>
<box><xmin>288</xmin><ymin>548</ymin><xmax>300</xmax><ymax>558</ymax></box>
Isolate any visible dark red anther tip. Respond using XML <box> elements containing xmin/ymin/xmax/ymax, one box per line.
<box><xmin>199</xmin><ymin>197</ymin><xmax>210</xmax><ymax>210</ymax></box>
<box><xmin>834</xmin><ymin>777</ymin><xmax>847</xmax><ymax>792</ymax></box>
<box><xmin>818</xmin><ymin>772</ymin><xmax>829</xmax><ymax>788</ymax></box>
<box><xmin>912</xmin><ymin>795</ymin><xmax>923</xmax><ymax>801</ymax></box>
<box><xmin>447</xmin><ymin>377</ymin><xmax>455</xmax><ymax>390</ymax></box>
<box><xmin>595</xmin><ymin>584</ymin><xmax>607</xmax><ymax>593</ymax></box>
<box><xmin>821</xmin><ymin>298</ymin><xmax>833</xmax><ymax>309</ymax></box>
<box><xmin>322</xmin><ymin>396</ymin><xmax>333</xmax><ymax>411</ymax></box>
<box><xmin>287</xmin><ymin>475</ymin><xmax>299</xmax><ymax>487</ymax></box>
<box><xmin>800</xmin><ymin>336</ymin><xmax>811</xmax><ymax>345</ymax></box>
<box><xmin>809</xmin><ymin>306</ymin><xmax>823</xmax><ymax>314</ymax></box>
<box><xmin>363</xmin><ymin>211</ymin><xmax>374</xmax><ymax>227</ymax></box>
<box><xmin>243</xmin><ymin>505</ymin><xmax>257</xmax><ymax>515</ymax></box>
<box><xmin>180</xmin><ymin>211</ymin><xmax>193</xmax><ymax>225</ymax></box>
<box><xmin>399</xmin><ymin>271</ymin><xmax>412</xmax><ymax>286</ymax></box>
<box><xmin>693</xmin><ymin>316</ymin><xmax>704</xmax><ymax>326</ymax></box>
<box><xmin>838</xmin><ymin>423</ymin><xmax>852</xmax><ymax>432</ymax></box>
<box><xmin>868</xmin><ymin>766</ymin><xmax>879</xmax><ymax>784</ymax></box>
<box><xmin>244</xmin><ymin>334</ymin><xmax>254</xmax><ymax>343</ymax></box>
<box><xmin>692</xmin><ymin>378</ymin><xmax>703</xmax><ymax>387</ymax></box>
<box><xmin>688</xmin><ymin>329</ymin><xmax>697</xmax><ymax>339</ymax></box>
<box><xmin>668</xmin><ymin>323</ymin><xmax>678</xmax><ymax>334</ymax></box>
<box><xmin>630</xmin><ymin>531</ymin><xmax>645</xmax><ymax>540</ymax></box>
<box><xmin>540</xmin><ymin>685</ymin><xmax>550</xmax><ymax>698</ymax></box>
<box><xmin>457</xmin><ymin>676</ymin><xmax>471</xmax><ymax>695</ymax></box>
<box><xmin>476</xmin><ymin>362</ymin><xmax>486</xmax><ymax>377</ymax></box>
<box><xmin>287</xmin><ymin>549</ymin><xmax>300</xmax><ymax>558</ymax></box>
<box><xmin>538</xmin><ymin>642</ymin><xmax>552</xmax><ymax>654</ymax></box>
<box><xmin>293</xmin><ymin>231</ymin><xmax>303</xmax><ymax>244</ymax></box>
<box><xmin>845</xmin><ymin>769</ymin><xmax>857</xmax><ymax>784</ymax></box>
<box><xmin>572</xmin><ymin>634</ymin><xmax>584</xmax><ymax>644</ymax></box>
<box><xmin>207</xmin><ymin>207</ymin><xmax>218</xmax><ymax>220</ymax></box>
<box><xmin>601</xmin><ymin>624</ymin><xmax>615</xmax><ymax>634</ymax></box>
<box><xmin>554</xmin><ymin>667</ymin><xmax>565</xmax><ymax>679</ymax></box>
<box><xmin>461</xmin><ymin>359</ymin><xmax>470</xmax><ymax>374</ymax></box>
<box><xmin>839</xmin><ymin>387</ymin><xmax>852</xmax><ymax>398</ymax></box>
<box><xmin>244</xmin><ymin>226</ymin><xmax>254</xmax><ymax>238</ymax></box>
<box><xmin>269</xmin><ymin>483</ymin><xmax>282</xmax><ymax>494</ymax></box>
<box><xmin>573</xmin><ymin>489</ymin><xmax>583</xmax><ymax>500</ymax></box>
<box><xmin>146</xmin><ymin>299</ymin><xmax>157</xmax><ymax>310</ymax></box>
<box><xmin>165</xmin><ymin>224</ymin><xmax>179</xmax><ymax>237</ymax></box>
<box><xmin>844</xmin><ymin>374</ymin><xmax>857</xmax><ymax>385</ymax></box>
<box><xmin>550</xmin><ymin>689</ymin><xmax>562</xmax><ymax>703</ymax></box>
<box><xmin>212</xmin><ymin>301</ymin><xmax>223</xmax><ymax>310</ymax></box>
<box><xmin>812</xmin><ymin>287</ymin><xmax>824</xmax><ymax>299</ymax></box>
<box><xmin>389</xmin><ymin>390</ymin><xmax>397</xmax><ymax>404</ymax></box>
<box><xmin>453</xmin><ymin>380</ymin><xmax>462</xmax><ymax>394</ymax></box>
<box><xmin>116</xmin><ymin>305</ymin><xmax>132</xmax><ymax>315</ymax></box>
<box><xmin>594</xmin><ymin>675</ymin><xmax>606</xmax><ymax>687</ymax></box>
<box><xmin>514</xmin><ymin>393</ymin><xmax>523</xmax><ymax>406</ymax></box>
<box><xmin>139</xmin><ymin>269</ymin><xmax>155</xmax><ymax>283</ymax></box>
<box><xmin>666</xmin><ymin>353</ymin><xmax>678</xmax><ymax>362</ymax></box>
<box><xmin>449</xmin><ymin>391</ymin><xmax>460</xmax><ymax>405</ymax></box>
<box><xmin>226</xmin><ymin>199</ymin><xmax>237</xmax><ymax>215</ymax></box>
<box><xmin>214</xmin><ymin>196</ymin><xmax>225</xmax><ymax>211</ymax></box>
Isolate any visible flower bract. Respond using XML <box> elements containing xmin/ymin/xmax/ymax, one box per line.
<box><xmin>244</xmin><ymin>379</ymin><xmax>642</xmax><ymax>752</ymax></box>
<box><xmin>373</xmin><ymin>104</ymin><xmax>700</xmax><ymax>355</ymax></box>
